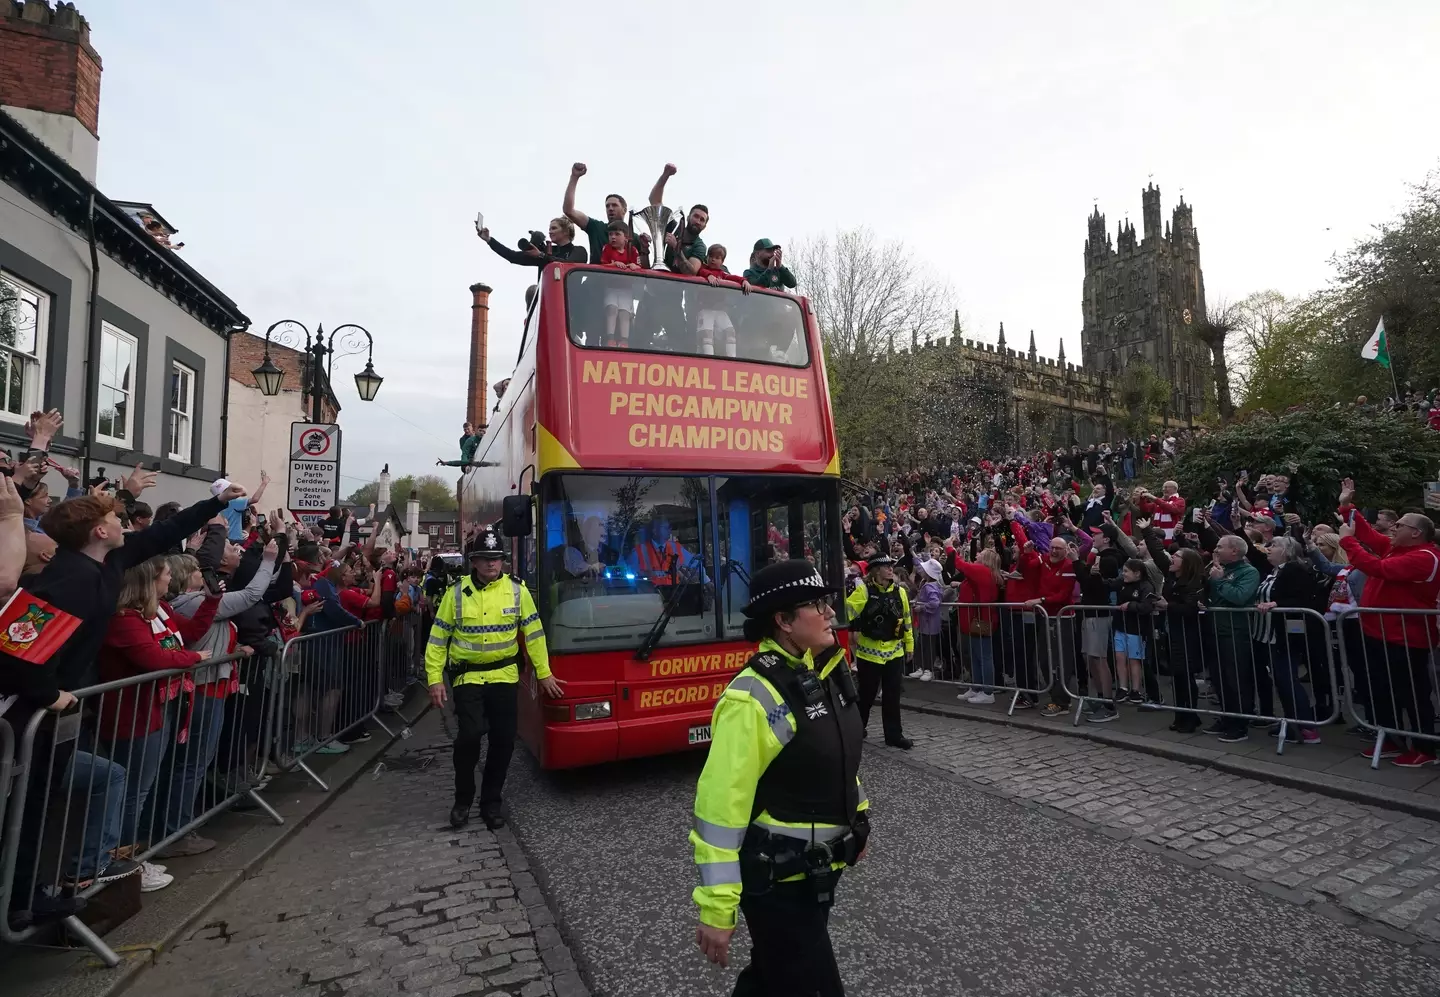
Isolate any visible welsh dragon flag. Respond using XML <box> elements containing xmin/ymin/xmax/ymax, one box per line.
<box><xmin>1361</xmin><ymin>317</ymin><xmax>1390</xmax><ymax>368</ymax></box>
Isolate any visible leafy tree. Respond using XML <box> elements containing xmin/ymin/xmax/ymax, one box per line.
<box><xmin>1222</xmin><ymin>165</ymin><xmax>1440</xmax><ymax>412</ymax></box>
<box><xmin>345</xmin><ymin>473</ymin><xmax>456</xmax><ymax>511</ymax></box>
<box><xmin>790</xmin><ymin>228</ymin><xmax>957</xmax><ymax>473</ymax></box>
<box><xmin>1170</xmin><ymin>407</ymin><xmax>1440</xmax><ymax>516</ymax></box>
<box><xmin>1118</xmin><ymin>361</ymin><xmax>1170</xmax><ymax>437</ymax></box>
<box><xmin>1330</xmin><ymin>167</ymin><xmax>1440</xmax><ymax>392</ymax></box>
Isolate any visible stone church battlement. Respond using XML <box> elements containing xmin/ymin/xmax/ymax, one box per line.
<box><xmin>902</xmin><ymin>182</ymin><xmax>1212</xmax><ymax>450</ymax></box>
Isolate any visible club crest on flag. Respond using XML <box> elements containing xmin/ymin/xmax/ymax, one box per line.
<box><xmin>0</xmin><ymin>590</ymin><xmax>82</xmax><ymax>665</ymax></box>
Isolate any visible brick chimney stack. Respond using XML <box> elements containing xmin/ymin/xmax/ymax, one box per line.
<box><xmin>0</xmin><ymin>1</ymin><xmax>102</xmax><ymax>181</ymax></box>
<box><xmin>467</xmin><ymin>283</ymin><xmax>492</xmax><ymax>432</ymax></box>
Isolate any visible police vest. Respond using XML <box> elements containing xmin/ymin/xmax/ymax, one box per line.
<box><xmin>855</xmin><ymin>585</ymin><xmax>905</xmax><ymax>641</ymax></box>
<box><xmin>748</xmin><ymin>650</ymin><xmax>863</xmax><ymax>827</ymax></box>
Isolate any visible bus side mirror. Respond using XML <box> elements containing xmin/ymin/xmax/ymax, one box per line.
<box><xmin>501</xmin><ymin>495</ymin><xmax>533</xmax><ymax>538</ymax></box>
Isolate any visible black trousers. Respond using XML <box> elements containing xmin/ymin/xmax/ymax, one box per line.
<box><xmin>856</xmin><ymin>658</ymin><xmax>904</xmax><ymax>741</ymax></box>
<box><xmin>733</xmin><ymin>873</ymin><xmax>845</xmax><ymax>997</ymax></box>
<box><xmin>1214</xmin><ymin>630</ymin><xmax>1256</xmax><ymax>734</ymax></box>
<box><xmin>452</xmin><ymin>681</ymin><xmax>519</xmax><ymax>814</ymax></box>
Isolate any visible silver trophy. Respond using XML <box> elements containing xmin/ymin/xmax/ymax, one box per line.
<box><xmin>634</xmin><ymin>203</ymin><xmax>673</xmax><ymax>269</ymax></box>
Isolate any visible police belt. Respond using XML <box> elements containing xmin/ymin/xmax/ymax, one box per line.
<box><xmin>445</xmin><ymin>654</ymin><xmax>519</xmax><ymax>679</ymax></box>
<box><xmin>738</xmin><ymin>818</ymin><xmax>869</xmax><ymax>894</ymax></box>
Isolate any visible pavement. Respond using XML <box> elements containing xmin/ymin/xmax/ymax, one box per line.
<box><xmin>505</xmin><ymin>711</ymin><xmax>1440</xmax><ymax>997</ymax></box>
<box><xmin>901</xmin><ymin>674</ymin><xmax>1440</xmax><ymax>817</ymax></box>
<box><xmin>121</xmin><ymin>708</ymin><xmax>585</xmax><ymax>997</ymax></box>
<box><xmin>1</xmin><ymin>703</ymin><xmax>424</xmax><ymax>997</ymax></box>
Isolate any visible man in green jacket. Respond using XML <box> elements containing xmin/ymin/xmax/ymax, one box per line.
<box><xmin>743</xmin><ymin>239</ymin><xmax>797</xmax><ymax>290</ymax></box>
<box><xmin>1206</xmin><ymin>535</ymin><xmax>1260</xmax><ymax>742</ymax></box>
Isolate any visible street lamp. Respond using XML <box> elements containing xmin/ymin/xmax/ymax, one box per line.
<box><xmin>354</xmin><ymin>359</ymin><xmax>384</xmax><ymax>402</ymax></box>
<box><xmin>250</xmin><ymin>322</ymin><xmax>288</xmax><ymax>397</ymax></box>
<box><xmin>255</xmin><ymin>319</ymin><xmax>385</xmax><ymax>423</ymax></box>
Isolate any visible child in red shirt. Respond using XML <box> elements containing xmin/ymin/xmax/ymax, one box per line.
<box><xmin>600</xmin><ymin>222</ymin><xmax>642</xmax><ymax>348</ymax></box>
<box><xmin>694</xmin><ymin>244</ymin><xmax>751</xmax><ymax>357</ymax></box>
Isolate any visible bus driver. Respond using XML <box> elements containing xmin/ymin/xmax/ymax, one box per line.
<box><xmin>628</xmin><ymin>515</ymin><xmax>708</xmax><ymax>587</ymax></box>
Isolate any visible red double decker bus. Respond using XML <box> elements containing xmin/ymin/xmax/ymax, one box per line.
<box><xmin>460</xmin><ymin>262</ymin><xmax>844</xmax><ymax>768</ymax></box>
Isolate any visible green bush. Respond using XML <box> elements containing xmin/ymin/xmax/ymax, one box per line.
<box><xmin>1170</xmin><ymin>408</ymin><xmax>1440</xmax><ymax>516</ymax></box>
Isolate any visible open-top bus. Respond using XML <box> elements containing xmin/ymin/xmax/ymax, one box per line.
<box><xmin>461</xmin><ymin>262</ymin><xmax>843</xmax><ymax>768</ymax></box>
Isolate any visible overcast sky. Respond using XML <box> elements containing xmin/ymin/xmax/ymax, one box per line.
<box><xmin>82</xmin><ymin>1</ymin><xmax>1440</xmax><ymax>494</ymax></box>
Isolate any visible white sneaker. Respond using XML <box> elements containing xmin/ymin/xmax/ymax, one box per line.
<box><xmin>140</xmin><ymin>861</ymin><xmax>174</xmax><ymax>893</ymax></box>
<box><xmin>919</xmin><ymin>670</ymin><xmax>933</xmax><ymax>682</ymax></box>
<box><xmin>960</xmin><ymin>689</ymin><xmax>979</xmax><ymax>702</ymax></box>
<box><xmin>906</xmin><ymin>669</ymin><xmax>922</xmax><ymax>679</ymax></box>
<box><xmin>970</xmin><ymin>693</ymin><xmax>996</xmax><ymax>705</ymax></box>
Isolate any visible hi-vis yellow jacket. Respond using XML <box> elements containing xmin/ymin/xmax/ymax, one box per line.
<box><xmin>689</xmin><ymin>638</ymin><xmax>869</xmax><ymax>929</ymax></box>
<box><xmin>424</xmin><ymin>573</ymin><xmax>551</xmax><ymax>687</ymax></box>
<box><xmin>844</xmin><ymin>578</ymin><xmax>914</xmax><ymax>665</ymax></box>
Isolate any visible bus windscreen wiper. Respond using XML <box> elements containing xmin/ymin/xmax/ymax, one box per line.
<box><xmin>633</xmin><ymin>554</ymin><xmax>712</xmax><ymax>661</ymax></box>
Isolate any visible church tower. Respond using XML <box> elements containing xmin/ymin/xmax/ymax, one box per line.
<box><xmin>1080</xmin><ymin>183</ymin><xmax>1211</xmax><ymax>423</ymax></box>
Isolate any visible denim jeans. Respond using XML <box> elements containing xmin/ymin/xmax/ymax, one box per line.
<box><xmin>966</xmin><ymin>635</ymin><xmax>995</xmax><ymax>690</ymax></box>
<box><xmin>161</xmin><ymin>696</ymin><xmax>227</xmax><ymax>837</ymax></box>
<box><xmin>1122</xmin><ymin>457</ymin><xmax>1136</xmax><ymax>480</ymax></box>
<box><xmin>65</xmin><ymin>749</ymin><xmax>127</xmax><ymax>879</ymax></box>
<box><xmin>103</xmin><ymin>708</ymin><xmax>173</xmax><ymax>850</ymax></box>
<box><xmin>1271</xmin><ymin>644</ymin><xmax>1315</xmax><ymax>722</ymax></box>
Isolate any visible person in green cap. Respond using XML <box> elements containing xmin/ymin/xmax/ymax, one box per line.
<box><xmin>744</xmin><ymin>239</ymin><xmax>797</xmax><ymax>290</ymax></box>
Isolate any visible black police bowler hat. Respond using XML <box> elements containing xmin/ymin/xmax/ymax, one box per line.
<box><xmin>741</xmin><ymin>560</ymin><xmax>838</xmax><ymax>619</ymax></box>
<box><xmin>467</xmin><ymin>526</ymin><xmax>506</xmax><ymax>560</ymax></box>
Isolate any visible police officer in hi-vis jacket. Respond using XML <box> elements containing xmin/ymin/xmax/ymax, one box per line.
<box><xmin>425</xmin><ymin>525</ymin><xmax>565</xmax><ymax>830</ymax></box>
<box><xmin>690</xmin><ymin>559</ymin><xmax>869</xmax><ymax>996</ymax></box>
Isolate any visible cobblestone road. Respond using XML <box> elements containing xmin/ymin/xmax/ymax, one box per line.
<box><xmin>135</xmin><ymin>711</ymin><xmax>586</xmax><ymax>997</ymax></box>
<box><xmin>902</xmin><ymin>712</ymin><xmax>1440</xmax><ymax>941</ymax></box>
<box><xmin>505</xmin><ymin>711</ymin><xmax>1440</xmax><ymax>997</ymax></box>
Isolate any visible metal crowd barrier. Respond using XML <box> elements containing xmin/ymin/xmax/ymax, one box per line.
<box><xmin>0</xmin><ymin>606</ymin><xmax>425</xmax><ymax>966</ymax></box>
<box><xmin>0</xmin><ymin>649</ymin><xmax>268</xmax><ymax>966</ymax></box>
<box><xmin>267</xmin><ymin>619</ymin><xmax>410</xmax><ymax>791</ymax></box>
<box><xmin>1053</xmin><ymin>605</ymin><xmax>1340</xmax><ymax>753</ymax></box>
<box><xmin>914</xmin><ymin>602</ymin><xmax>1055</xmax><ymax>715</ymax></box>
<box><xmin>1336</xmin><ymin>607</ymin><xmax>1440</xmax><ymax>768</ymax></box>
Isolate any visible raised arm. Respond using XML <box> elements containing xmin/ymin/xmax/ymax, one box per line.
<box><xmin>0</xmin><ymin>475</ymin><xmax>24</xmax><ymax>598</ymax></box>
<box><xmin>563</xmin><ymin>162</ymin><xmax>591</xmax><ymax>228</ymax></box>
<box><xmin>482</xmin><ymin>234</ymin><xmax>545</xmax><ymax>268</ymax></box>
<box><xmin>120</xmin><ymin>493</ymin><xmax>228</xmax><ymax>569</ymax></box>
<box><xmin>649</xmin><ymin>162</ymin><xmax>677</xmax><ymax>207</ymax></box>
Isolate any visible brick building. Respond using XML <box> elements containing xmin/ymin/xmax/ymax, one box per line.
<box><xmin>224</xmin><ymin>329</ymin><xmax>339</xmax><ymax>501</ymax></box>
<box><xmin>0</xmin><ymin>1</ymin><xmax>249</xmax><ymax>503</ymax></box>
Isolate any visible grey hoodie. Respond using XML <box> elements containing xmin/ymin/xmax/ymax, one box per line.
<box><xmin>170</xmin><ymin>557</ymin><xmax>277</xmax><ymax>684</ymax></box>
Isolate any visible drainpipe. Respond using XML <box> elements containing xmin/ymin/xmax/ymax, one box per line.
<box><xmin>218</xmin><ymin>320</ymin><xmax>250</xmax><ymax>476</ymax></box>
<box><xmin>80</xmin><ymin>193</ymin><xmax>101</xmax><ymax>486</ymax></box>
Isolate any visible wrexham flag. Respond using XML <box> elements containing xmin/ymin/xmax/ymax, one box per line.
<box><xmin>0</xmin><ymin>588</ymin><xmax>81</xmax><ymax>664</ymax></box>
<box><xmin>1361</xmin><ymin>317</ymin><xmax>1391</xmax><ymax>368</ymax></box>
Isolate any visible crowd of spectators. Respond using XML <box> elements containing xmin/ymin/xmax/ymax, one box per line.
<box><xmin>842</xmin><ymin>433</ymin><xmax>1440</xmax><ymax>767</ymax></box>
<box><xmin>0</xmin><ymin>410</ymin><xmax>428</xmax><ymax>922</ymax></box>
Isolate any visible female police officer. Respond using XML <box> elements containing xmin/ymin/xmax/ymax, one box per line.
<box><xmin>689</xmin><ymin>559</ymin><xmax>869</xmax><ymax>996</ymax></box>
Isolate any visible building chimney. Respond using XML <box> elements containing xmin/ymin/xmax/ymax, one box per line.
<box><xmin>0</xmin><ymin>1</ymin><xmax>102</xmax><ymax>181</ymax></box>
<box><xmin>467</xmin><ymin>283</ymin><xmax>491</xmax><ymax>432</ymax></box>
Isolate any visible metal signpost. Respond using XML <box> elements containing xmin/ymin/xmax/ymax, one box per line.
<box><xmin>288</xmin><ymin>421</ymin><xmax>342</xmax><ymax>520</ymax></box>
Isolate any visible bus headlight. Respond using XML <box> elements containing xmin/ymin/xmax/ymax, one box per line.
<box><xmin>574</xmin><ymin>701</ymin><xmax>612</xmax><ymax>721</ymax></box>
